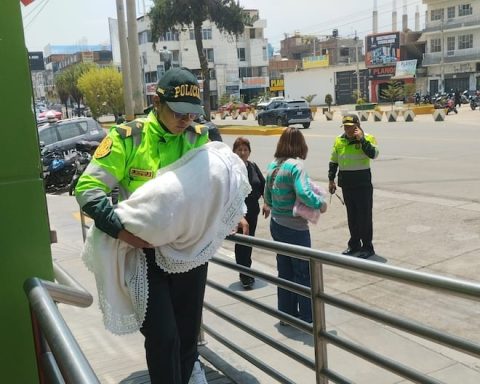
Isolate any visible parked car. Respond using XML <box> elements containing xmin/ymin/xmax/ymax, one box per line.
<box><xmin>37</xmin><ymin>109</ymin><xmax>63</xmax><ymax>125</ymax></box>
<box><xmin>255</xmin><ymin>96</ymin><xmax>285</xmax><ymax>111</ymax></box>
<box><xmin>38</xmin><ymin>117</ymin><xmax>106</xmax><ymax>154</ymax></box>
<box><xmin>257</xmin><ymin>100</ymin><xmax>312</xmax><ymax>129</ymax></box>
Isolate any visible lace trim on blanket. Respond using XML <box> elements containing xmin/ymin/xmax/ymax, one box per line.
<box><xmin>82</xmin><ymin>239</ymin><xmax>149</xmax><ymax>334</ymax></box>
<box><xmin>154</xmin><ymin>179</ymin><xmax>251</xmax><ymax>273</ymax></box>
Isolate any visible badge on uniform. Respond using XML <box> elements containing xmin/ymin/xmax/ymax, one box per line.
<box><xmin>94</xmin><ymin>137</ymin><xmax>113</xmax><ymax>159</ymax></box>
<box><xmin>129</xmin><ymin>168</ymin><xmax>154</xmax><ymax>179</ymax></box>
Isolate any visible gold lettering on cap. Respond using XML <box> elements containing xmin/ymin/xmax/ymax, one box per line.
<box><xmin>172</xmin><ymin>84</ymin><xmax>201</xmax><ymax>100</ymax></box>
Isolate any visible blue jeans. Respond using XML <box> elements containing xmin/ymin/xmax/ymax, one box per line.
<box><xmin>270</xmin><ymin>219</ymin><xmax>312</xmax><ymax>323</ymax></box>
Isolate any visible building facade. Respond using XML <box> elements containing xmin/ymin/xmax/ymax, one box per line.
<box><xmin>136</xmin><ymin>9</ymin><xmax>269</xmax><ymax>109</ymax></box>
<box><xmin>421</xmin><ymin>0</ymin><xmax>480</xmax><ymax>93</ymax></box>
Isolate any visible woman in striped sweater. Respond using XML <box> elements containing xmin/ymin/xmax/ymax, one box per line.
<box><xmin>264</xmin><ymin>127</ymin><xmax>326</xmax><ymax>323</ymax></box>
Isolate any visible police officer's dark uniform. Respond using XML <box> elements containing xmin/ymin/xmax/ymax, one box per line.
<box><xmin>75</xmin><ymin>68</ymin><xmax>209</xmax><ymax>384</ymax></box>
<box><xmin>328</xmin><ymin>114</ymin><xmax>379</xmax><ymax>259</ymax></box>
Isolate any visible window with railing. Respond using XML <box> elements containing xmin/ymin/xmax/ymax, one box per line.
<box><xmin>447</xmin><ymin>6</ymin><xmax>455</xmax><ymax>19</ymax></box>
<box><xmin>458</xmin><ymin>34</ymin><xmax>473</xmax><ymax>49</ymax></box>
<box><xmin>431</xmin><ymin>8</ymin><xmax>444</xmax><ymax>21</ymax></box>
<box><xmin>458</xmin><ymin>4</ymin><xmax>472</xmax><ymax>16</ymax></box>
<box><xmin>430</xmin><ymin>38</ymin><xmax>441</xmax><ymax>53</ymax></box>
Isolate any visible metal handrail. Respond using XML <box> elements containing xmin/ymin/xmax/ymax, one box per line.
<box><xmin>200</xmin><ymin>233</ymin><xmax>480</xmax><ymax>384</ymax></box>
<box><xmin>24</xmin><ymin>262</ymin><xmax>98</xmax><ymax>384</ymax></box>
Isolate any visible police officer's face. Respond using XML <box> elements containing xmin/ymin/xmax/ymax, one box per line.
<box><xmin>344</xmin><ymin>124</ymin><xmax>356</xmax><ymax>139</ymax></box>
<box><xmin>155</xmin><ymin>98</ymin><xmax>195</xmax><ymax>135</ymax></box>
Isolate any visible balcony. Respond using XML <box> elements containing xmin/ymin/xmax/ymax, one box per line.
<box><xmin>422</xmin><ymin>47</ymin><xmax>480</xmax><ymax>65</ymax></box>
<box><xmin>424</xmin><ymin>14</ymin><xmax>480</xmax><ymax>33</ymax></box>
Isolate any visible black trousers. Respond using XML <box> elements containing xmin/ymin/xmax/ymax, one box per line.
<box><xmin>140</xmin><ymin>250</ymin><xmax>208</xmax><ymax>384</ymax></box>
<box><xmin>342</xmin><ymin>185</ymin><xmax>374</xmax><ymax>252</ymax></box>
<box><xmin>235</xmin><ymin>211</ymin><xmax>258</xmax><ymax>276</ymax></box>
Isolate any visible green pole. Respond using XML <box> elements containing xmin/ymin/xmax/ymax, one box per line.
<box><xmin>0</xmin><ymin>1</ymin><xmax>54</xmax><ymax>382</ymax></box>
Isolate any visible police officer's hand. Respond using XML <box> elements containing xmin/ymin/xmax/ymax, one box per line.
<box><xmin>353</xmin><ymin>127</ymin><xmax>364</xmax><ymax>141</ymax></box>
<box><xmin>118</xmin><ymin>229</ymin><xmax>154</xmax><ymax>249</ymax></box>
<box><xmin>238</xmin><ymin>217</ymin><xmax>249</xmax><ymax>235</ymax></box>
<box><xmin>328</xmin><ymin>180</ymin><xmax>336</xmax><ymax>194</ymax></box>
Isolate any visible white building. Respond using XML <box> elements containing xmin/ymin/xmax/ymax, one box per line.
<box><xmin>421</xmin><ymin>0</ymin><xmax>480</xmax><ymax>93</ymax></box>
<box><xmin>136</xmin><ymin>9</ymin><xmax>269</xmax><ymax>108</ymax></box>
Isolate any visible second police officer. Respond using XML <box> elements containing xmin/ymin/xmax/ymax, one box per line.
<box><xmin>328</xmin><ymin>113</ymin><xmax>379</xmax><ymax>259</ymax></box>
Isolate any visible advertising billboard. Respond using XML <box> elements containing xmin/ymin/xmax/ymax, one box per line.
<box><xmin>302</xmin><ymin>55</ymin><xmax>329</xmax><ymax>69</ymax></box>
<box><xmin>394</xmin><ymin>59</ymin><xmax>417</xmax><ymax>78</ymax></box>
<box><xmin>365</xmin><ymin>32</ymin><xmax>400</xmax><ymax>67</ymax></box>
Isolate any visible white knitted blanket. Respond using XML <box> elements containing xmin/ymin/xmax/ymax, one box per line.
<box><xmin>81</xmin><ymin>141</ymin><xmax>251</xmax><ymax>334</ymax></box>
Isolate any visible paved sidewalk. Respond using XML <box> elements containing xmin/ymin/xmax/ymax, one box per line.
<box><xmin>47</xmin><ymin>180</ymin><xmax>480</xmax><ymax>383</ymax></box>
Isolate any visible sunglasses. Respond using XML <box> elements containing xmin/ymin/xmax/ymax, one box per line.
<box><xmin>172</xmin><ymin>111</ymin><xmax>200</xmax><ymax>120</ymax></box>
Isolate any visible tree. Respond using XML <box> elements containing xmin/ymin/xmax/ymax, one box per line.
<box><xmin>149</xmin><ymin>0</ymin><xmax>250</xmax><ymax>119</ymax></box>
<box><xmin>77</xmin><ymin>67</ymin><xmax>124</xmax><ymax>120</ymax></box>
<box><xmin>301</xmin><ymin>94</ymin><xmax>317</xmax><ymax>104</ymax></box>
<box><xmin>54</xmin><ymin>72</ymin><xmax>70</xmax><ymax>118</ymax></box>
<box><xmin>62</xmin><ymin>62</ymin><xmax>96</xmax><ymax>116</ymax></box>
<box><xmin>324</xmin><ymin>94</ymin><xmax>333</xmax><ymax>112</ymax></box>
<box><xmin>380</xmin><ymin>80</ymin><xmax>404</xmax><ymax>110</ymax></box>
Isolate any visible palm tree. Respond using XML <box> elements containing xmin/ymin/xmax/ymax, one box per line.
<box><xmin>149</xmin><ymin>0</ymin><xmax>250</xmax><ymax>119</ymax></box>
<box><xmin>380</xmin><ymin>81</ymin><xmax>403</xmax><ymax>111</ymax></box>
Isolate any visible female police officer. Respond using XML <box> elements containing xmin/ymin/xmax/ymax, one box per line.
<box><xmin>76</xmin><ymin>67</ymin><xmax>247</xmax><ymax>384</ymax></box>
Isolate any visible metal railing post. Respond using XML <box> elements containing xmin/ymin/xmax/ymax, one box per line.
<box><xmin>310</xmin><ymin>259</ymin><xmax>328</xmax><ymax>384</ymax></box>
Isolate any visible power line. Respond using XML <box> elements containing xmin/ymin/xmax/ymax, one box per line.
<box><xmin>24</xmin><ymin>0</ymin><xmax>52</xmax><ymax>30</ymax></box>
<box><xmin>264</xmin><ymin>0</ymin><xmax>423</xmax><ymax>46</ymax></box>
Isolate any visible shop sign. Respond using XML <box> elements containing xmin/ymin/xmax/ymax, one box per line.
<box><xmin>270</xmin><ymin>78</ymin><xmax>284</xmax><ymax>92</ymax></box>
<box><xmin>370</xmin><ymin>66</ymin><xmax>396</xmax><ymax>79</ymax></box>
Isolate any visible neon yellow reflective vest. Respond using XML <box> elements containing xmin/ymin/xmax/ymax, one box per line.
<box><xmin>329</xmin><ymin>133</ymin><xmax>378</xmax><ymax>188</ymax></box>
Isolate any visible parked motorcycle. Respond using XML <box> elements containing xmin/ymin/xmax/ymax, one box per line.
<box><xmin>68</xmin><ymin>140</ymin><xmax>99</xmax><ymax>195</ymax></box>
<box><xmin>41</xmin><ymin>148</ymin><xmax>78</xmax><ymax>194</ymax></box>
<box><xmin>433</xmin><ymin>94</ymin><xmax>458</xmax><ymax>115</ymax></box>
<box><xmin>461</xmin><ymin>90</ymin><xmax>470</xmax><ymax>104</ymax></box>
<box><xmin>470</xmin><ymin>94</ymin><xmax>480</xmax><ymax>110</ymax></box>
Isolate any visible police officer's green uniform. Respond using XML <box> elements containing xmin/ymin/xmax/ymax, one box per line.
<box><xmin>328</xmin><ymin>114</ymin><xmax>379</xmax><ymax>258</ymax></box>
<box><xmin>75</xmin><ymin>67</ymin><xmax>209</xmax><ymax>384</ymax></box>
<box><xmin>75</xmin><ymin>112</ymin><xmax>208</xmax><ymax>238</ymax></box>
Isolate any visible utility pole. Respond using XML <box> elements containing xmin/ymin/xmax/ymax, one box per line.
<box><xmin>126</xmin><ymin>0</ymin><xmax>145</xmax><ymax>115</ymax></box>
<box><xmin>440</xmin><ymin>15</ymin><xmax>445</xmax><ymax>93</ymax></box>
<box><xmin>355</xmin><ymin>31</ymin><xmax>361</xmax><ymax>100</ymax></box>
<box><xmin>115</xmin><ymin>0</ymin><xmax>134</xmax><ymax>121</ymax></box>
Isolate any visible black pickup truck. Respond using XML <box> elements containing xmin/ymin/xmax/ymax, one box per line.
<box><xmin>257</xmin><ymin>100</ymin><xmax>312</xmax><ymax>129</ymax></box>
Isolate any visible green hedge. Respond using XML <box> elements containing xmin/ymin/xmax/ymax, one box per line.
<box><xmin>355</xmin><ymin>103</ymin><xmax>377</xmax><ymax>111</ymax></box>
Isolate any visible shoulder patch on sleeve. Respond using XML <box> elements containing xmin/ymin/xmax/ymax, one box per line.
<box><xmin>94</xmin><ymin>137</ymin><xmax>113</xmax><ymax>159</ymax></box>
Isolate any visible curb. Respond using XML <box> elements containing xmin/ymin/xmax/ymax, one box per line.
<box><xmin>218</xmin><ymin>126</ymin><xmax>285</xmax><ymax>136</ymax></box>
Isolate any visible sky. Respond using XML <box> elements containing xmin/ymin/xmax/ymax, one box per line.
<box><xmin>21</xmin><ymin>0</ymin><xmax>426</xmax><ymax>52</ymax></box>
